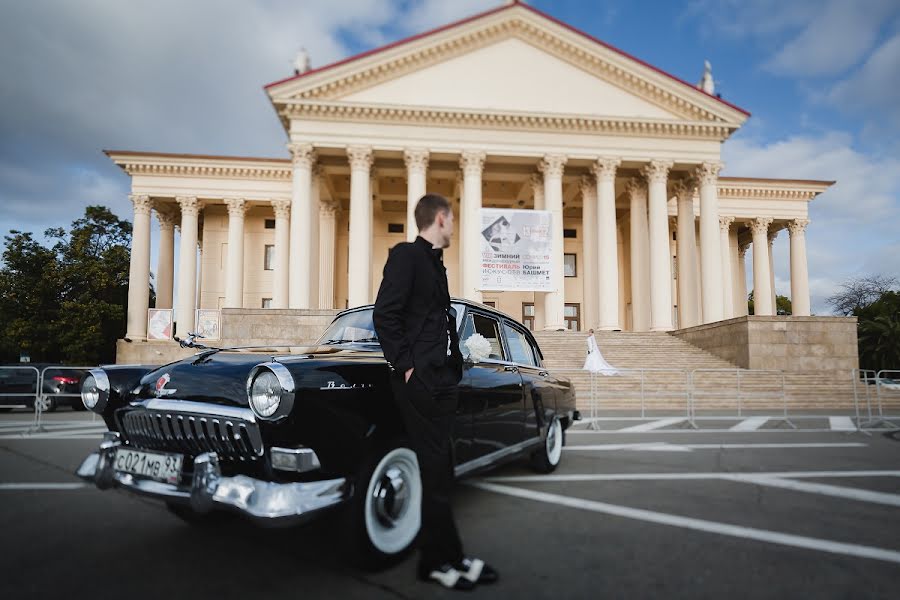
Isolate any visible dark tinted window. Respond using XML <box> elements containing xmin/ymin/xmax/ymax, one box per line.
<box><xmin>503</xmin><ymin>322</ymin><xmax>537</xmax><ymax>366</ymax></box>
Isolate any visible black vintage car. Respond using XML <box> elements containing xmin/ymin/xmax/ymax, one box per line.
<box><xmin>77</xmin><ymin>299</ymin><xmax>578</xmax><ymax>563</ymax></box>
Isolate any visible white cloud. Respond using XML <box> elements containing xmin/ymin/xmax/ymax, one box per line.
<box><xmin>828</xmin><ymin>32</ymin><xmax>900</xmax><ymax>129</ymax></box>
<box><xmin>724</xmin><ymin>131</ymin><xmax>900</xmax><ymax>313</ymax></box>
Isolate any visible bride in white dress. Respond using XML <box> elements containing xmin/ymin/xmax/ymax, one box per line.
<box><xmin>583</xmin><ymin>329</ymin><xmax>619</xmax><ymax>375</ymax></box>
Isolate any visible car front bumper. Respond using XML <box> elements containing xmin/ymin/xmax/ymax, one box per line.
<box><xmin>76</xmin><ymin>433</ymin><xmax>350</xmax><ymax>527</ymax></box>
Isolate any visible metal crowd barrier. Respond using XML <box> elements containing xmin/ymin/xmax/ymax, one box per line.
<box><xmin>0</xmin><ymin>365</ymin><xmax>41</xmax><ymax>413</ymax></box>
<box><xmin>853</xmin><ymin>369</ymin><xmax>900</xmax><ymax>433</ymax></box>
<box><xmin>687</xmin><ymin>368</ymin><xmax>794</xmax><ymax>430</ymax></box>
<box><xmin>30</xmin><ymin>366</ymin><xmax>95</xmax><ymax>433</ymax></box>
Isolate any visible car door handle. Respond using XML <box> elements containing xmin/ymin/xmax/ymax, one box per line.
<box><xmin>504</xmin><ymin>365</ymin><xmax>519</xmax><ymax>372</ymax></box>
<box><xmin>539</xmin><ymin>370</ymin><xmax>549</xmax><ymax>377</ymax></box>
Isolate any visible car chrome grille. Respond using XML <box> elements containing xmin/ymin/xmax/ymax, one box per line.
<box><xmin>118</xmin><ymin>403</ymin><xmax>264</xmax><ymax>462</ymax></box>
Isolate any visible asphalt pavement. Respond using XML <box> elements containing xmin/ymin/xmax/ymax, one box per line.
<box><xmin>1</xmin><ymin>412</ymin><xmax>899</xmax><ymax>599</ymax></box>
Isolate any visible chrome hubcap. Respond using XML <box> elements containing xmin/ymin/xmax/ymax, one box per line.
<box><xmin>372</xmin><ymin>465</ymin><xmax>409</xmax><ymax>527</ymax></box>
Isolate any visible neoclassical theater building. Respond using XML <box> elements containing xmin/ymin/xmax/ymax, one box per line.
<box><xmin>113</xmin><ymin>1</ymin><xmax>832</xmax><ymax>345</ymax></box>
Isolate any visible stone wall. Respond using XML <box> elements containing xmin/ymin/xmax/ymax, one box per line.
<box><xmin>116</xmin><ymin>308</ymin><xmax>340</xmax><ymax>364</ymax></box>
<box><xmin>671</xmin><ymin>316</ymin><xmax>859</xmax><ymax>373</ymax></box>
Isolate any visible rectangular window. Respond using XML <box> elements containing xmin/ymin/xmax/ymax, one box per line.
<box><xmin>564</xmin><ymin>303</ymin><xmax>580</xmax><ymax>331</ymax></box>
<box><xmin>261</xmin><ymin>298</ymin><xmax>273</xmax><ymax>309</ymax></box>
<box><xmin>563</xmin><ymin>228</ymin><xmax>577</xmax><ymax>239</ymax></box>
<box><xmin>483</xmin><ymin>301</ymin><xmax>496</xmax><ymax>308</ymax></box>
<box><xmin>503</xmin><ymin>322</ymin><xmax>537</xmax><ymax>367</ymax></box>
<box><xmin>459</xmin><ymin>312</ymin><xmax>504</xmax><ymax>361</ymax></box>
<box><xmin>264</xmin><ymin>219</ymin><xmax>275</xmax><ymax>229</ymax></box>
<box><xmin>264</xmin><ymin>245</ymin><xmax>275</xmax><ymax>270</ymax></box>
<box><xmin>564</xmin><ymin>253</ymin><xmax>577</xmax><ymax>277</ymax></box>
<box><xmin>522</xmin><ymin>302</ymin><xmax>535</xmax><ymax>331</ymax></box>
<box><xmin>388</xmin><ymin>223</ymin><xmax>404</xmax><ymax>234</ymax></box>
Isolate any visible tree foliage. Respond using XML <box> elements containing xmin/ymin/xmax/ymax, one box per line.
<box><xmin>0</xmin><ymin>206</ymin><xmax>147</xmax><ymax>365</ymax></box>
<box><xmin>826</xmin><ymin>274</ymin><xmax>899</xmax><ymax>316</ymax></box>
<box><xmin>854</xmin><ymin>290</ymin><xmax>900</xmax><ymax>372</ymax></box>
<box><xmin>747</xmin><ymin>290</ymin><xmax>792</xmax><ymax>316</ymax></box>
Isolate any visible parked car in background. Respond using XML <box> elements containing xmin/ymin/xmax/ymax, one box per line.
<box><xmin>76</xmin><ymin>299</ymin><xmax>578</xmax><ymax>566</ymax></box>
<box><xmin>0</xmin><ymin>364</ymin><xmax>87</xmax><ymax>412</ymax></box>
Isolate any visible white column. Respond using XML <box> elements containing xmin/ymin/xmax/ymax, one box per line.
<box><xmin>696</xmin><ymin>162</ymin><xmax>724</xmax><ymax>323</ymax></box>
<box><xmin>768</xmin><ymin>229</ymin><xmax>778</xmax><ymax>311</ymax></box>
<box><xmin>750</xmin><ymin>217</ymin><xmax>774</xmax><ymax>316</ymax></box>
<box><xmin>593</xmin><ymin>158</ymin><xmax>621</xmax><ymax>330</ymax></box>
<box><xmin>223</xmin><ymin>197</ymin><xmax>247</xmax><ymax>308</ymax></box>
<box><xmin>271</xmin><ymin>199</ymin><xmax>291</xmax><ymax>308</ymax></box>
<box><xmin>125</xmin><ymin>194</ymin><xmax>152</xmax><ymax>340</ymax></box>
<box><xmin>460</xmin><ymin>151</ymin><xmax>486</xmax><ymax>303</ymax></box>
<box><xmin>627</xmin><ymin>178</ymin><xmax>651</xmax><ymax>331</ymax></box>
<box><xmin>719</xmin><ymin>216</ymin><xmax>735</xmax><ymax>319</ymax></box>
<box><xmin>318</xmin><ymin>199</ymin><xmax>340</xmax><ymax>310</ymax></box>
<box><xmin>154</xmin><ymin>207</ymin><xmax>176</xmax><ymax>310</ymax></box>
<box><xmin>674</xmin><ymin>180</ymin><xmax>699</xmax><ymax>328</ymax></box>
<box><xmin>531</xmin><ymin>173</ymin><xmax>546</xmax><ymax>330</ymax></box>
<box><xmin>175</xmin><ymin>196</ymin><xmax>202</xmax><ymax>337</ymax></box>
<box><xmin>580</xmin><ymin>176</ymin><xmax>597</xmax><ymax>330</ymax></box>
<box><xmin>644</xmin><ymin>160</ymin><xmax>674</xmax><ymax>331</ymax></box>
<box><xmin>789</xmin><ymin>218</ymin><xmax>811</xmax><ymax>316</ymax></box>
<box><xmin>309</xmin><ymin>166</ymin><xmax>321</xmax><ymax>307</ymax></box>
<box><xmin>729</xmin><ymin>227</ymin><xmax>741</xmax><ymax>317</ymax></box>
<box><xmin>540</xmin><ymin>154</ymin><xmax>567</xmax><ymax>330</ymax></box>
<box><xmin>347</xmin><ymin>146</ymin><xmax>374</xmax><ymax>308</ymax></box>
<box><xmin>287</xmin><ymin>143</ymin><xmax>316</xmax><ymax>309</ymax></box>
<box><xmin>738</xmin><ymin>243</ymin><xmax>749</xmax><ymax>316</ymax></box>
<box><xmin>404</xmin><ymin>149</ymin><xmax>429</xmax><ymax>241</ymax></box>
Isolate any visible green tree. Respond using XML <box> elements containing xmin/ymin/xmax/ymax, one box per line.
<box><xmin>0</xmin><ymin>231</ymin><xmax>61</xmax><ymax>362</ymax></box>
<box><xmin>746</xmin><ymin>290</ymin><xmax>792</xmax><ymax>315</ymax></box>
<box><xmin>855</xmin><ymin>291</ymin><xmax>900</xmax><ymax>372</ymax></box>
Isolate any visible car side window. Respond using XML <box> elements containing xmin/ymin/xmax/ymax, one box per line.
<box><xmin>503</xmin><ymin>322</ymin><xmax>537</xmax><ymax>367</ymax></box>
<box><xmin>459</xmin><ymin>313</ymin><xmax>505</xmax><ymax>361</ymax></box>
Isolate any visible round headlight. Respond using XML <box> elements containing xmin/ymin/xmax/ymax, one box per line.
<box><xmin>250</xmin><ymin>370</ymin><xmax>282</xmax><ymax>418</ymax></box>
<box><xmin>82</xmin><ymin>374</ymin><xmax>100</xmax><ymax>409</ymax></box>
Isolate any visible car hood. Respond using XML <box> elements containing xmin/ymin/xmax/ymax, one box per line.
<box><xmin>134</xmin><ymin>345</ymin><xmax>384</xmax><ymax>408</ymax></box>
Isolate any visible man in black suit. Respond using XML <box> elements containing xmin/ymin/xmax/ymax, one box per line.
<box><xmin>374</xmin><ymin>194</ymin><xmax>498</xmax><ymax>591</ymax></box>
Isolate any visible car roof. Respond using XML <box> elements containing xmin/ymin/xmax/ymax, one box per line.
<box><xmin>336</xmin><ymin>297</ymin><xmax>516</xmax><ymax>321</ymax></box>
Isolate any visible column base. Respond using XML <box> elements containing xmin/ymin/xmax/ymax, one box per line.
<box><xmin>542</xmin><ymin>323</ymin><xmax>568</xmax><ymax>332</ymax></box>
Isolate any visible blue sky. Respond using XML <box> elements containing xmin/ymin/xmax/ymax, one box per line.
<box><xmin>1</xmin><ymin>0</ymin><xmax>898</xmax><ymax>314</ymax></box>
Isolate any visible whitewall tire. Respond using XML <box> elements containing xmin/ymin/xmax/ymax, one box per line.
<box><xmin>530</xmin><ymin>416</ymin><xmax>563</xmax><ymax>473</ymax></box>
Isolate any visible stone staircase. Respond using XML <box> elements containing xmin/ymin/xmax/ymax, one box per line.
<box><xmin>532</xmin><ymin>330</ymin><xmax>864</xmax><ymax>411</ymax></box>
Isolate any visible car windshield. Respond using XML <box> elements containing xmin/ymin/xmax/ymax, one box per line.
<box><xmin>318</xmin><ymin>303</ymin><xmax>467</xmax><ymax>346</ymax></box>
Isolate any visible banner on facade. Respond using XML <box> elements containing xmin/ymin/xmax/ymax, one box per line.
<box><xmin>195</xmin><ymin>309</ymin><xmax>221</xmax><ymax>340</ymax></box>
<box><xmin>147</xmin><ymin>309</ymin><xmax>173</xmax><ymax>340</ymax></box>
<box><xmin>479</xmin><ymin>208</ymin><xmax>553</xmax><ymax>292</ymax></box>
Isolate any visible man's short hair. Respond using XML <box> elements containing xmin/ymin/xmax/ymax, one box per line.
<box><xmin>414</xmin><ymin>194</ymin><xmax>452</xmax><ymax>231</ymax></box>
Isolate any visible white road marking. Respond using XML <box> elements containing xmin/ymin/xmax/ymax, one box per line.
<box><xmin>615</xmin><ymin>418</ymin><xmax>686</xmax><ymax>432</ymax></box>
<box><xmin>565</xmin><ymin>442</ymin><xmax>867</xmax><ymax>452</ymax></box>
<box><xmin>829</xmin><ymin>417</ymin><xmax>856</xmax><ymax>431</ymax></box>
<box><xmin>730</xmin><ymin>417</ymin><xmax>770</xmax><ymax>432</ymax></box>
<box><xmin>725</xmin><ymin>475</ymin><xmax>900</xmax><ymax>508</ymax></box>
<box><xmin>570</xmin><ymin>428</ymin><xmax>843</xmax><ymax>435</ymax></box>
<box><xmin>0</xmin><ymin>483</ymin><xmax>87</xmax><ymax>490</ymax></box>
<box><xmin>468</xmin><ymin>481</ymin><xmax>900</xmax><ymax>565</ymax></box>
<box><xmin>482</xmin><ymin>470</ymin><xmax>900</xmax><ymax>483</ymax></box>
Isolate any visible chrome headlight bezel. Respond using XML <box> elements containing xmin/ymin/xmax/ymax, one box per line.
<box><xmin>246</xmin><ymin>363</ymin><xmax>295</xmax><ymax>422</ymax></box>
<box><xmin>82</xmin><ymin>368</ymin><xmax>110</xmax><ymax>413</ymax></box>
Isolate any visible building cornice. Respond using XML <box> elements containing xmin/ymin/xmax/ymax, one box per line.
<box><xmin>280</xmin><ymin>100</ymin><xmax>738</xmax><ymax>140</ymax></box>
<box><xmin>267</xmin><ymin>4</ymin><xmax>748</xmax><ymax>126</ymax></box>
<box><xmin>105</xmin><ymin>151</ymin><xmax>292</xmax><ymax>180</ymax></box>
<box><xmin>717</xmin><ymin>178</ymin><xmax>833</xmax><ymax>202</ymax></box>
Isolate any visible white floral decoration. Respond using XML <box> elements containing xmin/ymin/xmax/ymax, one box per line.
<box><xmin>464</xmin><ymin>333</ymin><xmax>492</xmax><ymax>363</ymax></box>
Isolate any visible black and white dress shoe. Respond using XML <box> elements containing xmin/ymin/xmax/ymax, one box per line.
<box><xmin>455</xmin><ymin>557</ymin><xmax>499</xmax><ymax>584</ymax></box>
<box><xmin>419</xmin><ymin>564</ymin><xmax>476</xmax><ymax>591</ymax></box>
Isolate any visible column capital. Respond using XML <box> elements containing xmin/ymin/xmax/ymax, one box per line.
<box><xmin>129</xmin><ymin>194</ymin><xmax>153</xmax><ymax>216</ymax></box>
<box><xmin>672</xmin><ymin>178</ymin><xmax>696</xmax><ymax>200</ymax></box>
<box><xmin>592</xmin><ymin>157</ymin><xmax>621</xmax><ymax>182</ymax></box>
<box><xmin>625</xmin><ymin>177</ymin><xmax>647</xmax><ymax>200</ymax></box>
<box><xmin>718</xmin><ymin>215</ymin><xmax>734</xmax><ymax>232</ymax></box>
<box><xmin>579</xmin><ymin>175</ymin><xmax>596</xmax><ymax>198</ymax></box>
<box><xmin>224</xmin><ymin>197</ymin><xmax>248</xmax><ymax>218</ymax></box>
<box><xmin>403</xmin><ymin>148</ymin><xmax>430</xmax><ymax>173</ymax></box>
<box><xmin>767</xmin><ymin>227</ymin><xmax>780</xmax><ymax>245</ymax></box>
<box><xmin>176</xmin><ymin>196</ymin><xmax>203</xmax><ymax>217</ymax></box>
<box><xmin>459</xmin><ymin>150</ymin><xmax>486</xmax><ymax>175</ymax></box>
<box><xmin>539</xmin><ymin>154</ymin><xmax>567</xmax><ymax>178</ymax></box>
<box><xmin>642</xmin><ymin>159</ymin><xmax>673</xmax><ymax>184</ymax></box>
<box><xmin>738</xmin><ymin>242</ymin><xmax>750</xmax><ymax>259</ymax></box>
<box><xmin>749</xmin><ymin>217</ymin><xmax>773</xmax><ymax>236</ymax></box>
<box><xmin>155</xmin><ymin>210</ymin><xmax>177</xmax><ymax>229</ymax></box>
<box><xmin>346</xmin><ymin>145</ymin><xmax>374</xmax><ymax>171</ymax></box>
<box><xmin>271</xmin><ymin>199</ymin><xmax>291</xmax><ymax>219</ymax></box>
<box><xmin>788</xmin><ymin>218</ymin><xmax>810</xmax><ymax>236</ymax></box>
<box><xmin>694</xmin><ymin>161</ymin><xmax>724</xmax><ymax>185</ymax></box>
<box><xmin>288</xmin><ymin>142</ymin><xmax>316</xmax><ymax>168</ymax></box>
<box><xmin>320</xmin><ymin>198</ymin><xmax>341</xmax><ymax>217</ymax></box>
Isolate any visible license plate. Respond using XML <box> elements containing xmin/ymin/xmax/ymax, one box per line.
<box><xmin>114</xmin><ymin>448</ymin><xmax>183</xmax><ymax>484</ymax></box>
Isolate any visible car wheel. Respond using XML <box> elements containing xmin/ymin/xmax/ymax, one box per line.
<box><xmin>530</xmin><ymin>416</ymin><xmax>563</xmax><ymax>473</ymax></box>
<box><xmin>345</xmin><ymin>444</ymin><xmax>422</xmax><ymax>569</ymax></box>
<box><xmin>164</xmin><ymin>502</ymin><xmax>232</xmax><ymax>527</ymax></box>
<box><xmin>35</xmin><ymin>396</ymin><xmax>56</xmax><ymax>413</ymax></box>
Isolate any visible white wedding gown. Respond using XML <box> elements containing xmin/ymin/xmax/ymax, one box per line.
<box><xmin>583</xmin><ymin>335</ymin><xmax>619</xmax><ymax>375</ymax></box>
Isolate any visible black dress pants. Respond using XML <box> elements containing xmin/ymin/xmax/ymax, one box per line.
<box><xmin>390</xmin><ymin>363</ymin><xmax>464</xmax><ymax>572</ymax></box>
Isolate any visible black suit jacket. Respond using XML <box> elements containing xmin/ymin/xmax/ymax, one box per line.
<box><xmin>373</xmin><ymin>236</ymin><xmax>464</xmax><ymax>384</ymax></box>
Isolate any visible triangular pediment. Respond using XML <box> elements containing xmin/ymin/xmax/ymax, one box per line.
<box><xmin>267</xmin><ymin>3</ymin><xmax>749</xmax><ymax>126</ymax></box>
